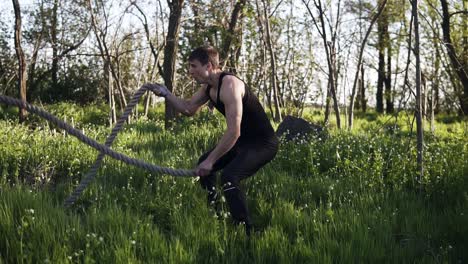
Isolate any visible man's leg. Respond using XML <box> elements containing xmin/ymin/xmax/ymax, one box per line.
<box><xmin>197</xmin><ymin>147</ymin><xmax>238</xmax><ymax>212</ymax></box>
<box><xmin>222</xmin><ymin>183</ymin><xmax>253</xmax><ymax>235</ymax></box>
<box><xmin>221</xmin><ymin>142</ymin><xmax>278</xmax><ymax>235</ymax></box>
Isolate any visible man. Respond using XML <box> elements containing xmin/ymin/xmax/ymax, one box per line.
<box><xmin>143</xmin><ymin>46</ymin><xmax>278</xmax><ymax>235</ymax></box>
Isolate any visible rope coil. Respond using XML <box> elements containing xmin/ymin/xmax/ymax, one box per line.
<box><xmin>0</xmin><ymin>88</ymin><xmax>196</xmax><ymax>207</ymax></box>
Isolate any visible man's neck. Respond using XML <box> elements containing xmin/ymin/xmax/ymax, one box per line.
<box><xmin>207</xmin><ymin>70</ymin><xmax>222</xmax><ymax>88</ymax></box>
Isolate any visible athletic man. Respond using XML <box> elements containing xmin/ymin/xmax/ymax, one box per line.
<box><xmin>143</xmin><ymin>46</ymin><xmax>278</xmax><ymax>235</ymax></box>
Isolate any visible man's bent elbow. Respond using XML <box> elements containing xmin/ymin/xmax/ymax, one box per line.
<box><xmin>181</xmin><ymin>102</ymin><xmax>196</xmax><ymax>116</ymax></box>
<box><xmin>182</xmin><ymin>109</ymin><xmax>194</xmax><ymax>116</ymax></box>
<box><xmin>228</xmin><ymin>129</ymin><xmax>241</xmax><ymax>140</ymax></box>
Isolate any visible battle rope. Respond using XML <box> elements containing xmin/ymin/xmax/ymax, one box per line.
<box><xmin>0</xmin><ymin>88</ymin><xmax>196</xmax><ymax>207</ymax></box>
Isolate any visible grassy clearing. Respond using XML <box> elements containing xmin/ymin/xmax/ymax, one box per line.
<box><xmin>0</xmin><ymin>104</ymin><xmax>467</xmax><ymax>263</ymax></box>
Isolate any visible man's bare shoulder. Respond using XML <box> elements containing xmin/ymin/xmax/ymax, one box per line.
<box><xmin>200</xmin><ymin>83</ymin><xmax>209</xmax><ymax>90</ymax></box>
<box><xmin>221</xmin><ymin>75</ymin><xmax>245</xmax><ymax>96</ymax></box>
<box><xmin>222</xmin><ymin>75</ymin><xmax>240</xmax><ymax>85</ymax></box>
<box><xmin>197</xmin><ymin>83</ymin><xmax>209</xmax><ymax>95</ymax></box>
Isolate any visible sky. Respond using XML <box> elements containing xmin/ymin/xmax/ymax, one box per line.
<box><xmin>1</xmin><ymin>0</ymin><xmax>35</xmax><ymax>32</ymax></box>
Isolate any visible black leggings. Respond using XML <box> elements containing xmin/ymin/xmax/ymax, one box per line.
<box><xmin>197</xmin><ymin>138</ymin><xmax>278</xmax><ymax>227</ymax></box>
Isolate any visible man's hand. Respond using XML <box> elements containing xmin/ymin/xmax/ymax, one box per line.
<box><xmin>143</xmin><ymin>83</ymin><xmax>170</xmax><ymax>97</ymax></box>
<box><xmin>196</xmin><ymin>159</ymin><xmax>213</xmax><ymax>177</ymax></box>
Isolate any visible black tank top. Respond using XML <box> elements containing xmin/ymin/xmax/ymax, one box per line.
<box><xmin>205</xmin><ymin>72</ymin><xmax>276</xmax><ymax>143</ymax></box>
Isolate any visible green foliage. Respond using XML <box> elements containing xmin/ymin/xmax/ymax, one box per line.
<box><xmin>32</xmin><ymin>61</ymin><xmax>104</xmax><ymax>104</ymax></box>
<box><xmin>45</xmin><ymin>102</ymin><xmax>110</xmax><ymax>126</ymax></box>
<box><xmin>0</xmin><ymin>119</ymin><xmax>98</xmax><ymax>186</ymax></box>
<box><xmin>0</xmin><ymin>105</ymin><xmax>19</xmax><ymax>120</ymax></box>
<box><xmin>0</xmin><ymin>106</ymin><xmax>467</xmax><ymax>263</ymax></box>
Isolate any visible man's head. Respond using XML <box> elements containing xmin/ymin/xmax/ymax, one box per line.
<box><xmin>188</xmin><ymin>46</ymin><xmax>220</xmax><ymax>84</ymax></box>
<box><xmin>188</xmin><ymin>46</ymin><xmax>220</xmax><ymax>69</ymax></box>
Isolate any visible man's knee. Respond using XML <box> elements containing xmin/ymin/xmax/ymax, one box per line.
<box><xmin>220</xmin><ymin>172</ymin><xmax>240</xmax><ymax>191</ymax></box>
<box><xmin>197</xmin><ymin>153</ymin><xmax>209</xmax><ymax>165</ymax></box>
<box><xmin>200</xmin><ymin>174</ymin><xmax>216</xmax><ymax>190</ymax></box>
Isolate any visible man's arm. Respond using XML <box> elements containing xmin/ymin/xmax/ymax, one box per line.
<box><xmin>196</xmin><ymin>77</ymin><xmax>244</xmax><ymax>176</ymax></box>
<box><xmin>145</xmin><ymin>83</ymin><xmax>209</xmax><ymax>116</ymax></box>
<box><xmin>166</xmin><ymin>86</ymin><xmax>211</xmax><ymax>116</ymax></box>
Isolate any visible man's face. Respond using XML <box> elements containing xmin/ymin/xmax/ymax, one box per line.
<box><xmin>188</xmin><ymin>59</ymin><xmax>210</xmax><ymax>84</ymax></box>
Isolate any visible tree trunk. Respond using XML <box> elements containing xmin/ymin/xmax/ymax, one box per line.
<box><xmin>254</xmin><ymin>5</ymin><xmax>272</xmax><ymax>116</ymax></box>
<box><xmin>51</xmin><ymin>0</ymin><xmax>59</xmax><ymax>89</ymax></box>
<box><xmin>163</xmin><ymin>0</ymin><xmax>184</xmax><ymax>129</ymax></box>
<box><xmin>376</xmin><ymin>41</ymin><xmax>385</xmax><ymax>112</ymax></box>
<box><xmin>430</xmin><ymin>80</ymin><xmax>435</xmax><ymax>133</ymax></box>
<box><xmin>262</xmin><ymin>40</ymin><xmax>273</xmax><ymax>117</ymax></box>
<box><xmin>132</xmin><ymin>1</ymin><xmax>164</xmax><ymax>78</ymax></box>
<box><xmin>27</xmin><ymin>28</ymin><xmax>43</xmax><ymax>100</ymax></box>
<box><xmin>440</xmin><ymin>0</ymin><xmax>468</xmax><ymax>114</ymax></box>
<box><xmin>412</xmin><ymin>0</ymin><xmax>424</xmax><ymax>184</ymax></box>
<box><xmin>27</xmin><ymin>0</ymin><xmax>45</xmax><ymax>100</ymax></box>
<box><xmin>232</xmin><ymin>34</ymin><xmax>243</xmax><ymax>72</ymax></box>
<box><xmin>107</xmin><ymin>63</ymin><xmax>116</xmax><ymax>126</ymax></box>
<box><xmin>144</xmin><ymin>92</ymin><xmax>152</xmax><ymax>118</ymax></box>
<box><xmin>221</xmin><ymin>0</ymin><xmax>246</xmax><ymax>71</ymax></box>
<box><xmin>12</xmin><ymin>0</ymin><xmax>27</xmax><ymax>122</ymax></box>
<box><xmin>324</xmin><ymin>85</ymin><xmax>331</xmax><ymax>125</ymax></box>
<box><xmin>422</xmin><ymin>72</ymin><xmax>427</xmax><ymax>118</ymax></box>
<box><xmin>348</xmin><ymin>0</ymin><xmax>387</xmax><ymax>128</ymax></box>
<box><xmin>261</xmin><ymin>0</ymin><xmax>281</xmax><ymax>122</ymax></box>
<box><xmin>87</xmin><ymin>0</ymin><xmax>127</xmax><ymax>111</ymax></box>
<box><xmin>385</xmin><ymin>39</ymin><xmax>394</xmax><ymax>113</ymax></box>
<box><xmin>401</xmin><ymin>13</ymin><xmax>414</xmax><ymax>111</ymax></box>
<box><xmin>303</xmin><ymin>0</ymin><xmax>336</xmax><ymax>126</ymax></box>
<box><xmin>361</xmin><ymin>65</ymin><xmax>367</xmax><ymax>112</ymax></box>
<box><xmin>130</xmin><ymin>2</ymin><xmax>162</xmax><ymax>119</ymax></box>
<box><xmin>356</xmin><ymin>77</ymin><xmax>362</xmax><ymax>111</ymax></box>
<box><xmin>433</xmin><ymin>27</ymin><xmax>441</xmax><ymax>114</ymax></box>
<box><xmin>328</xmin><ymin>42</ymin><xmax>341</xmax><ymax>128</ymax></box>
<box><xmin>376</xmin><ymin>7</ymin><xmax>387</xmax><ymax>114</ymax></box>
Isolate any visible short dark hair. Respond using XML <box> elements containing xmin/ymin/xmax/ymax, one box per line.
<box><xmin>188</xmin><ymin>46</ymin><xmax>219</xmax><ymax>69</ymax></box>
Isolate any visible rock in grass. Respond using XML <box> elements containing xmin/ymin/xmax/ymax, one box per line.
<box><xmin>276</xmin><ymin>115</ymin><xmax>325</xmax><ymax>142</ymax></box>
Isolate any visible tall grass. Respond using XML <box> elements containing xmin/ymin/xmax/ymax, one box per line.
<box><xmin>0</xmin><ymin>104</ymin><xmax>467</xmax><ymax>263</ymax></box>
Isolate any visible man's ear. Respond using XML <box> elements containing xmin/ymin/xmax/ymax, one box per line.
<box><xmin>206</xmin><ymin>62</ymin><xmax>213</xmax><ymax>71</ymax></box>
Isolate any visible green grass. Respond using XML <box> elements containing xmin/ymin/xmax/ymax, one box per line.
<box><xmin>0</xmin><ymin>104</ymin><xmax>467</xmax><ymax>263</ymax></box>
